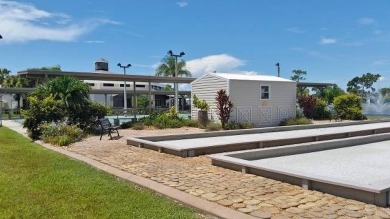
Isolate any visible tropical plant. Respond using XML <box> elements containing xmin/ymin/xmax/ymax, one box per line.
<box><xmin>40</xmin><ymin>123</ymin><xmax>84</xmax><ymax>146</ymax></box>
<box><xmin>297</xmin><ymin>95</ymin><xmax>317</xmax><ymax>119</ymax></box>
<box><xmin>0</xmin><ymin>68</ymin><xmax>11</xmax><ymax>86</ymax></box>
<box><xmin>333</xmin><ymin>93</ymin><xmax>365</xmax><ymax>120</ymax></box>
<box><xmin>155</xmin><ymin>56</ymin><xmax>191</xmax><ymax>77</ymax></box>
<box><xmin>215</xmin><ymin>89</ymin><xmax>233</xmax><ymax>129</ymax></box>
<box><xmin>23</xmin><ymin>76</ymin><xmax>109</xmax><ymax>139</ymax></box>
<box><xmin>193</xmin><ymin>94</ymin><xmax>209</xmax><ymax>111</ymax></box>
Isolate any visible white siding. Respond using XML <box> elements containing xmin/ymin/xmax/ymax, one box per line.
<box><xmin>229</xmin><ymin>80</ymin><xmax>296</xmax><ymax>126</ymax></box>
<box><xmin>191</xmin><ymin>73</ymin><xmax>228</xmax><ymax>120</ymax></box>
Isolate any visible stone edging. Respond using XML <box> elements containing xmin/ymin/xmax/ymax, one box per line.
<box><xmin>36</xmin><ymin>142</ymin><xmax>258</xmax><ymax>219</ymax></box>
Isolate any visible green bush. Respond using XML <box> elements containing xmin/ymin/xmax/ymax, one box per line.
<box><xmin>40</xmin><ymin>123</ymin><xmax>84</xmax><ymax>146</ymax></box>
<box><xmin>22</xmin><ymin>96</ymin><xmax>64</xmax><ymax>139</ymax></box>
<box><xmin>333</xmin><ymin>93</ymin><xmax>365</xmax><ymax>120</ymax></box>
<box><xmin>132</xmin><ymin>122</ymin><xmax>145</xmax><ymax>130</ymax></box>
<box><xmin>182</xmin><ymin>119</ymin><xmax>199</xmax><ymax>127</ymax></box>
<box><xmin>224</xmin><ymin>121</ymin><xmax>255</xmax><ymax>130</ymax></box>
<box><xmin>314</xmin><ymin>98</ymin><xmax>331</xmax><ymax>120</ymax></box>
<box><xmin>279</xmin><ymin>116</ymin><xmax>313</xmax><ymax>126</ymax></box>
<box><xmin>205</xmin><ymin>123</ymin><xmax>222</xmax><ymax>131</ymax></box>
<box><xmin>120</xmin><ymin>121</ymin><xmax>133</xmax><ymax>129</ymax></box>
<box><xmin>22</xmin><ymin>76</ymin><xmax>109</xmax><ymax>139</ymax></box>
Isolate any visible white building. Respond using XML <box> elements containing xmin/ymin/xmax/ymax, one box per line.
<box><xmin>191</xmin><ymin>72</ymin><xmax>297</xmax><ymax>126</ymax></box>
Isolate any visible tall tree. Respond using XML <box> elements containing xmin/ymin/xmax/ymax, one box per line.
<box><xmin>155</xmin><ymin>56</ymin><xmax>191</xmax><ymax>77</ymax></box>
<box><xmin>291</xmin><ymin>69</ymin><xmax>307</xmax><ymax>96</ymax></box>
<box><xmin>291</xmin><ymin>69</ymin><xmax>307</xmax><ymax>82</ymax></box>
<box><xmin>347</xmin><ymin>73</ymin><xmax>381</xmax><ymax>99</ymax></box>
<box><xmin>313</xmin><ymin>84</ymin><xmax>345</xmax><ymax>104</ymax></box>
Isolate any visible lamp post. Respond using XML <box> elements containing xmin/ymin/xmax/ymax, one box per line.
<box><xmin>167</xmin><ymin>50</ymin><xmax>185</xmax><ymax>111</ymax></box>
<box><xmin>117</xmin><ymin>63</ymin><xmax>131</xmax><ymax>113</ymax></box>
<box><xmin>275</xmin><ymin>63</ymin><xmax>280</xmax><ymax>77</ymax></box>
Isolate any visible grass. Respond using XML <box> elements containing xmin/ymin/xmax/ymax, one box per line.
<box><xmin>0</xmin><ymin>126</ymin><xmax>202</xmax><ymax>219</ymax></box>
<box><xmin>366</xmin><ymin>115</ymin><xmax>390</xmax><ymax>120</ymax></box>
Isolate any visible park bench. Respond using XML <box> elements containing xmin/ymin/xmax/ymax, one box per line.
<box><xmin>98</xmin><ymin>118</ymin><xmax>120</xmax><ymax>140</ymax></box>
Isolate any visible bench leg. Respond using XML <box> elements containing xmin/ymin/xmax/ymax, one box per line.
<box><xmin>100</xmin><ymin>133</ymin><xmax>103</xmax><ymax>140</ymax></box>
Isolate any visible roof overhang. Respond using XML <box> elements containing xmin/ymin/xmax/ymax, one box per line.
<box><xmin>18</xmin><ymin>70</ymin><xmax>196</xmax><ymax>84</ymax></box>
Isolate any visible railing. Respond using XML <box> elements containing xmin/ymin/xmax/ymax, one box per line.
<box><xmin>0</xmin><ymin>108</ymin><xmax>23</xmax><ymax>120</ymax></box>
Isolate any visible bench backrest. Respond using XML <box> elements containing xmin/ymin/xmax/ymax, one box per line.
<box><xmin>99</xmin><ymin>118</ymin><xmax>112</xmax><ymax>129</ymax></box>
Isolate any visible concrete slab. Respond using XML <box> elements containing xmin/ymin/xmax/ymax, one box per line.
<box><xmin>208</xmin><ymin>133</ymin><xmax>390</xmax><ymax>206</ymax></box>
<box><xmin>128</xmin><ymin>121</ymin><xmax>390</xmax><ymax>157</ymax></box>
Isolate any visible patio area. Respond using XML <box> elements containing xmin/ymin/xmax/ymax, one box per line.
<box><xmin>4</xmin><ymin>120</ymin><xmax>390</xmax><ymax>218</ymax></box>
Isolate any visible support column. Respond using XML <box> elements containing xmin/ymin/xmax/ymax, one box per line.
<box><xmin>148</xmin><ymin>81</ymin><xmax>152</xmax><ymax>114</ymax></box>
<box><xmin>104</xmin><ymin>94</ymin><xmax>108</xmax><ymax>106</ymax></box>
<box><xmin>133</xmin><ymin>81</ymin><xmax>137</xmax><ymax>121</ymax></box>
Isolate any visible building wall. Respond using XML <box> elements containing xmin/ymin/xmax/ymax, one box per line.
<box><xmin>191</xmin><ymin>73</ymin><xmax>296</xmax><ymax>127</ymax></box>
<box><xmin>191</xmin><ymin>73</ymin><xmax>228</xmax><ymax>120</ymax></box>
<box><xmin>229</xmin><ymin>80</ymin><xmax>296</xmax><ymax>126</ymax></box>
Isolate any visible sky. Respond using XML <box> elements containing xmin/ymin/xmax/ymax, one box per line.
<box><xmin>0</xmin><ymin>0</ymin><xmax>390</xmax><ymax>90</ymax></box>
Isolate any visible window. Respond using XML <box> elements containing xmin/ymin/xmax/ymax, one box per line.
<box><xmin>120</xmin><ymin>84</ymin><xmax>130</xmax><ymax>87</ymax></box>
<box><xmin>103</xmin><ymin>83</ymin><xmax>114</xmax><ymax>87</ymax></box>
<box><xmin>88</xmin><ymin>83</ymin><xmax>95</xmax><ymax>87</ymax></box>
<box><xmin>261</xmin><ymin>86</ymin><xmax>270</xmax><ymax>99</ymax></box>
<box><xmin>136</xmin><ymin>85</ymin><xmax>146</xmax><ymax>88</ymax></box>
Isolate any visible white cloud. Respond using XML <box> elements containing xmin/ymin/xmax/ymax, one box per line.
<box><xmin>186</xmin><ymin>54</ymin><xmax>246</xmax><ymax>78</ymax></box>
<box><xmin>0</xmin><ymin>1</ymin><xmax>118</xmax><ymax>43</ymax></box>
<box><xmin>372</xmin><ymin>60</ymin><xmax>389</xmax><ymax>66</ymax></box>
<box><xmin>176</xmin><ymin>1</ymin><xmax>188</xmax><ymax>7</ymax></box>
<box><xmin>287</xmin><ymin>27</ymin><xmax>305</xmax><ymax>34</ymax></box>
<box><xmin>358</xmin><ymin>17</ymin><xmax>375</xmax><ymax>25</ymax></box>
<box><xmin>320</xmin><ymin>37</ymin><xmax>337</xmax><ymax>45</ymax></box>
<box><xmin>84</xmin><ymin>40</ymin><xmax>105</xmax><ymax>44</ymax></box>
<box><xmin>374</xmin><ymin>30</ymin><xmax>382</xmax><ymax>35</ymax></box>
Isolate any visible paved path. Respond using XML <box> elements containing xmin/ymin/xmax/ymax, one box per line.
<box><xmin>158</xmin><ymin>122</ymin><xmax>390</xmax><ymax>150</ymax></box>
<box><xmin>4</xmin><ymin>121</ymin><xmax>390</xmax><ymax>218</ymax></box>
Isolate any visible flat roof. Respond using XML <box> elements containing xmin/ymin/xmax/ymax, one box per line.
<box><xmin>214</xmin><ymin>72</ymin><xmax>295</xmax><ymax>82</ymax></box>
<box><xmin>18</xmin><ymin>70</ymin><xmax>196</xmax><ymax>84</ymax></box>
<box><xmin>0</xmin><ymin>87</ymin><xmax>191</xmax><ymax>95</ymax></box>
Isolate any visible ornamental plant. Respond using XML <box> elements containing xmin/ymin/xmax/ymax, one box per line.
<box><xmin>215</xmin><ymin>89</ymin><xmax>233</xmax><ymax>130</ymax></box>
<box><xmin>192</xmin><ymin>94</ymin><xmax>209</xmax><ymax>111</ymax></box>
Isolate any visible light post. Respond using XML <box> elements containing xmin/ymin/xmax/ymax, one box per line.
<box><xmin>275</xmin><ymin>63</ymin><xmax>280</xmax><ymax>77</ymax></box>
<box><xmin>167</xmin><ymin>50</ymin><xmax>185</xmax><ymax>111</ymax></box>
<box><xmin>117</xmin><ymin>63</ymin><xmax>131</xmax><ymax>113</ymax></box>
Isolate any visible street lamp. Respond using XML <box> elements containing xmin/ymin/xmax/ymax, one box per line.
<box><xmin>275</xmin><ymin>63</ymin><xmax>280</xmax><ymax>77</ymax></box>
<box><xmin>167</xmin><ymin>50</ymin><xmax>185</xmax><ymax>111</ymax></box>
<box><xmin>117</xmin><ymin>63</ymin><xmax>131</xmax><ymax>112</ymax></box>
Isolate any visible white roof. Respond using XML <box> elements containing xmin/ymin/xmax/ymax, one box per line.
<box><xmin>213</xmin><ymin>72</ymin><xmax>295</xmax><ymax>82</ymax></box>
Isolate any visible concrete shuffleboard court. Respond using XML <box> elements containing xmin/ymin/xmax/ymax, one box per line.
<box><xmin>208</xmin><ymin>133</ymin><xmax>390</xmax><ymax>206</ymax></box>
<box><xmin>127</xmin><ymin>120</ymin><xmax>390</xmax><ymax>157</ymax></box>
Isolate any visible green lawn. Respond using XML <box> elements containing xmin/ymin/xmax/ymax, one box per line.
<box><xmin>0</xmin><ymin>126</ymin><xmax>201</xmax><ymax>219</ymax></box>
<box><xmin>366</xmin><ymin>115</ymin><xmax>390</xmax><ymax>120</ymax></box>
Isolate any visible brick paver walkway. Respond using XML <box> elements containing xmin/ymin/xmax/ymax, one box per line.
<box><xmin>66</xmin><ymin>130</ymin><xmax>390</xmax><ymax>219</ymax></box>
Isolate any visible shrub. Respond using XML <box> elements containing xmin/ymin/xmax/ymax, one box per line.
<box><xmin>313</xmin><ymin>98</ymin><xmax>331</xmax><ymax>120</ymax></box>
<box><xmin>22</xmin><ymin>96</ymin><xmax>64</xmax><ymax>139</ymax></box>
<box><xmin>298</xmin><ymin>95</ymin><xmax>317</xmax><ymax>119</ymax></box>
<box><xmin>215</xmin><ymin>89</ymin><xmax>233</xmax><ymax>129</ymax></box>
<box><xmin>333</xmin><ymin>93</ymin><xmax>365</xmax><ymax>120</ymax></box>
<box><xmin>224</xmin><ymin>121</ymin><xmax>255</xmax><ymax>130</ymax></box>
<box><xmin>120</xmin><ymin>121</ymin><xmax>133</xmax><ymax>129</ymax></box>
<box><xmin>280</xmin><ymin>116</ymin><xmax>313</xmax><ymax>126</ymax></box>
<box><xmin>183</xmin><ymin>119</ymin><xmax>199</xmax><ymax>127</ymax></box>
<box><xmin>132</xmin><ymin>122</ymin><xmax>145</xmax><ymax>130</ymax></box>
<box><xmin>40</xmin><ymin>123</ymin><xmax>84</xmax><ymax>146</ymax></box>
<box><xmin>193</xmin><ymin>95</ymin><xmax>209</xmax><ymax>111</ymax></box>
<box><xmin>205</xmin><ymin>123</ymin><xmax>222</xmax><ymax>132</ymax></box>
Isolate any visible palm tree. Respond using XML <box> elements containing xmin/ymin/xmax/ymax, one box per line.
<box><xmin>155</xmin><ymin>56</ymin><xmax>191</xmax><ymax>77</ymax></box>
<box><xmin>0</xmin><ymin>68</ymin><xmax>11</xmax><ymax>86</ymax></box>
